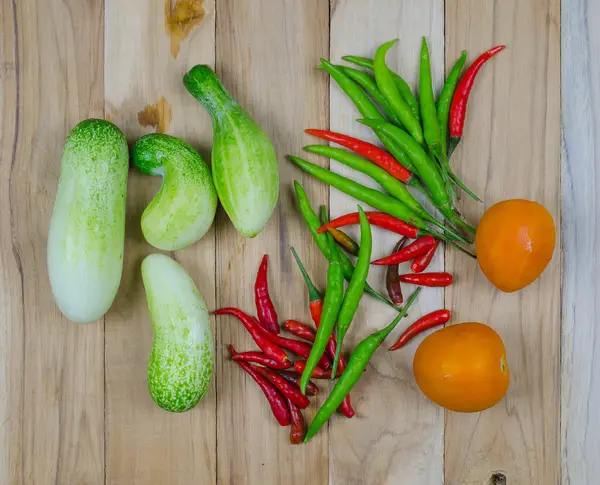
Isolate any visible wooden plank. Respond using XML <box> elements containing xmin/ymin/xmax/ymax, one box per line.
<box><xmin>0</xmin><ymin>0</ymin><xmax>105</xmax><ymax>483</ymax></box>
<box><xmin>328</xmin><ymin>2</ymin><xmax>444</xmax><ymax>483</ymax></box>
<box><xmin>0</xmin><ymin>1</ymin><xmax>24</xmax><ymax>482</ymax></box>
<box><xmin>445</xmin><ymin>2</ymin><xmax>561</xmax><ymax>484</ymax></box>
<box><xmin>104</xmin><ymin>1</ymin><xmax>217</xmax><ymax>484</ymax></box>
<box><xmin>561</xmin><ymin>1</ymin><xmax>600</xmax><ymax>483</ymax></box>
<box><xmin>214</xmin><ymin>1</ymin><xmax>329</xmax><ymax>484</ymax></box>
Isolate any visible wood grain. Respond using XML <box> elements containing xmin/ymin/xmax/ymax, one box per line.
<box><xmin>561</xmin><ymin>1</ymin><xmax>600</xmax><ymax>483</ymax></box>
<box><xmin>0</xmin><ymin>0</ymin><xmax>23</xmax><ymax>482</ymax></box>
<box><xmin>214</xmin><ymin>1</ymin><xmax>329</xmax><ymax>484</ymax></box>
<box><xmin>104</xmin><ymin>1</ymin><xmax>217</xmax><ymax>484</ymax></box>
<box><xmin>445</xmin><ymin>1</ymin><xmax>561</xmax><ymax>484</ymax></box>
<box><xmin>0</xmin><ymin>0</ymin><xmax>105</xmax><ymax>483</ymax></box>
<box><xmin>328</xmin><ymin>1</ymin><xmax>444</xmax><ymax>484</ymax></box>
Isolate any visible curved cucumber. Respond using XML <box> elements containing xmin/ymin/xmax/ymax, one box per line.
<box><xmin>142</xmin><ymin>254</ymin><xmax>214</xmax><ymax>412</ymax></box>
<box><xmin>133</xmin><ymin>134</ymin><xmax>217</xmax><ymax>250</ymax></box>
<box><xmin>184</xmin><ymin>65</ymin><xmax>279</xmax><ymax>238</ymax></box>
<box><xmin>47</xmin><ymin>119</ymin><xmax>128</xmax><ymax>324</ymax></box>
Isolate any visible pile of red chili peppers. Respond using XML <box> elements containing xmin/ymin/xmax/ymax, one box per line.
<box><xmin>216</xmin><ymin>254</ymin><xmax>355</xmax><ymax>444</ymax></box>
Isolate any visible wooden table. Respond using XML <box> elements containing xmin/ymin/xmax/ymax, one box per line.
<box><xmin>0</xmin><ymin>0</ymin><xmax>595</xmax><ymax>484</ymax></box>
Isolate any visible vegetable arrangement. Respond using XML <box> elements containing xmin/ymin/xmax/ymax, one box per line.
<box><xmin>47</xmin><ymin>31</ymin><xmax>556</xmax><ymax>442</ymax></box>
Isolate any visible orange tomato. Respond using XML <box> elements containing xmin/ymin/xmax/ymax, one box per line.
<box><xmin>413</xmin><ymin>323</ymin><xmax>509</xmax><ymax>413</ymax></box>
<box><xmin>475</xmin><ymin>199</ymin><xmax>555</xmax><ymax>292</ymax></box>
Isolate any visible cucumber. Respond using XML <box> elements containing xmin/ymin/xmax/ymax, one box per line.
<box><xmin>142</xmin><ymin>253</ymin><xmax>214</xmax><ymax>412</ymax></box>
<box><xmin>184</xmin><ymin>65</ymin><xmax>279</xmax><ymax>238</ymax></box>
<box><xmin>133</xmin><ymin>134</ymin><xmax>217</xmax><ymax>251</ymax></box>
<box><xmin>47</xmin><ymin>119</ymin><xmax>128</xmax><ymax>324</ymax></box>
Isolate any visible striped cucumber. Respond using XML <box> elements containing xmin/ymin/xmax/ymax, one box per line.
<box><xmin>133</xmin><ymin>134</ymin><xmax>217</xmax><ymax>250</ymax></box>
<box><xmin>184</xmin><ymin>65</ymin><xmax>279</xmax><ymax>238</ymax></box>
<box><xmin>47</xmin><ymin>119</ymin><xmax>128</xmax><ymax>323</ymax></box>
<box><xmin>142</xmin><ymin>254</ymin><xmax>214</xmax><ymax>412</ymax></box>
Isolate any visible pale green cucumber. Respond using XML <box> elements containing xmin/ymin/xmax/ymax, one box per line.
<box><xmin>184</xmin><ymin>65</ymin><xmax>279</xmax><ymax>238</ymax></box>
<box><xmin>47</xmin><ymin>119</ymin><xmax>128</xmax><ymax>324</ymax></box>
<box><xmin>142</xmin><ymin>254</ymin><xmax>214</xmax><ymax>412</ymax></box>
<box><xmin>133</xmin><ymin>134</ymin><xmax>217</xmax><ymax>251</ymax></box>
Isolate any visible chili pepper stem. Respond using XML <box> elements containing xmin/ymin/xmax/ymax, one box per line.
<box><xmin>421</xmin><ymin>212</ymin><xmax>471</xmax><ymax>244</ymax></box>
<box><xmin>448</xmin><ymin>169</ymin><xmax>482</xmax><ymax>202</ymax></box>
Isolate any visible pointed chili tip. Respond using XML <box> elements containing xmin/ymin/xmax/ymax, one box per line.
<box><xmin>316</xmin><ymin>225</ymin><xmax>327</xmax><ymax>234</ymax></box>
<box><xmin>228</xmin><ymin>344</ymin><xmax>237</xmax><ymax>356</ymax></box>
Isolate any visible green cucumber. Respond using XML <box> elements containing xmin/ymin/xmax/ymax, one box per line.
<box><xmin>184</xmin><ymin>65</ymin><xmax>279</xmax><ymax>238</ymax></box>
<box><xmin>142</xmin><ymin>254</ymin><xmax>214</xmax><ymax>412</ymax></box>
<box><xmin>133</xmin><ymin>134</ymin><xmax>217</xmax><ymax>251</ymax></box>
<box><xmin>47</xmin><ymin>119</ymin><xmax>128</xmax><ymax>323</ymax></box>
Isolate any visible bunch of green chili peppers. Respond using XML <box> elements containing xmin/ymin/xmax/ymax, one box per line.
<box><xmin>288</xmin><ymin>38</ymin><xmax>503</xmax><ymax>441</ymax></box>
<box><xmin>290</xmin><ymin>37</ymin><xmax>482</xmax><ymax>246</ymax></box>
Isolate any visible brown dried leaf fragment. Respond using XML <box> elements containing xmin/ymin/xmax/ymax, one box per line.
<box><xmin>165</xmin><ymin>0</ymin><xmax>205</xmax><ymax>58</ymax></box>
<box><xmin>138</xmin><ymin>97</ymin><xmax>172</xmax><ymax>134</ymax></box>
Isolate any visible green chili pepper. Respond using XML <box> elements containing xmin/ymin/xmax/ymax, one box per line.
<box><xmin>342</xmin><ymin>55</ymin><xmax>419</xmax><ymax>120</ymax></box>
<box><xmin>436</xmin><ymin>51</ymin><xmax>482</xmax><ymax>203</ymax></box>
<box><xmin>319</xmin><ymin>59</ymin><xmax>385</xmax><ymax>121</ymax></box>
<box><xmin>318</xmin><ymin>206</ymin><xmax>405</xmax><ymax>306</ymax></box>
<box><xmin>357</xmin><ymin>119</ymin><xmax>476</xmax><ymax>235</ymax></box>
<box><xmin>303</xmin><ymin>145</ymin><xmax>466</xmax><ymax>242</ymax></box>
<box><xmin>419</xmin><ymin>37</ymin><xmax>443</xmax><ymax>160</ymax></box>
<box><xmin>337</xmin><ymin>66</ymin><xmax>403</xmax><ymax>126</ymax></box>
<box><xmin>293</xmin><ymin>181</ymin><xmax>404</xmax><ymax>306</ymax></box>
<box><xmin>304</xmin><ymin>287</ymin><xmax>422</xmax><ymax>442</ymax></box>
<box><xmin>331</xmin><ymin>206</ymin><xmax>372</xmax><ymax>377</ymax></box>
<box><xmin>300</xmin><ymin>246</ymin><xmax>344</xmax><ymax>394</ymax></box>
<box><xmin>289</xmin><ymin>155</ymin><xmax>474</xmax><ymax>245</ymax></box>
<box><xmin>373</xmin><ymin>40</ymin><xmax>423</xmax><ymax>145</ymax></box>
<box><xmin>294</xmin><ymin>181</ymin><xmax>334</xmax><ymax>260</ymax></box>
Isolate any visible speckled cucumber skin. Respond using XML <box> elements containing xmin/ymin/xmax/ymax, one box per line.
<box><xmin>142</xmin><ymin>253</ymin><xmax>214</xmax><ymax>412</ymax></box>
<box><xmin>47</xmin><ymin>119</ymin><xmax>128</xmax><ymax>324</ymax></box>
<box><xmin>133</xmin><ymin>134</ymin><xmax>217</xmax><ymax>251</ymax></box>
<box><xmin>184</xmin><ymin>65</ymin><xmax>279</xmax><ymax>238</ymax></box>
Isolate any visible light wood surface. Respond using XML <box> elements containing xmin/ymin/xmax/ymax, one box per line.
<box><xmin>561</xmin><ymin>1</ymin><xmax>600</xmax><ymax>483</ymax></box>
<box><xmin>445</xmin><ymin>1</ymin><xmax>561</xmax><ymax>484</ymax></box>
<box><xmin>0</xmin><ymin>0</ymin><xmax>591</xmax><ymax>484</ymax></box>
<box><xmin>214</xmin><ymin>1</ymin><xmax>330</xmax><ymax>484</ymax></box>
<box><xmin>104</xmin><ymin>1</ymin><xmax>217</xmax><ymax>483</ymax></box>
<box><xmin>1</xmin><ymin>0</ymin><xmax>105</xmax><ymax>483</ymax></box>
<box><xmin>328</xmin><ymin>2</ymin><xmax>444</xmax><ymax>484</ymax></box>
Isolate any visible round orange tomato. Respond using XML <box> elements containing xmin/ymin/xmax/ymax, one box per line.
<box><xmin>475</xmin><ymin>199</ymin><xmax>555</xmax><ymax>292</ymax></box>
<box><xmin>413</xmin><ymin>322</ymin><xmax>509</xmax><ymax>413</ymax></box>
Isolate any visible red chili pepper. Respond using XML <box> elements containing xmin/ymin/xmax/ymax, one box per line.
<box><xmin>397</xmin><ymin>272</ymin><xmax>453</xmax><ymax>287</ymax></box>
<box><xmin>327</xmin><ymin>226</ymin><xmax>360</xmax><ymax>256</ymax></box>
<box><xmin>290</xmin><ymin>248</ymin><xmax>355</xmax><ymax>418</ymax></box>
<box><xmin>287</xmin><ymin>398</ymin><xmax>305</xmax><ymax>444</ymax></box>
<box><xmin>254</xmin><ymin>255</ymin><xmax>280</xmax><ymax>334</ymax></box>
<box><xmin>389</xmin><ymin>310</ymin><xmax>451</xmax><ymax>350</ymax></box>
<box><xmin>449</xmin><ymin>46</ymin><xmax>506</xmax><ymax>140</ymax></box>
<box><xmin>214</xmin><ymin>308</ymin><xmax>288</xmax><ymax>363</ymax></box>
<box><xmin>293</xmin><ymin>360</ymin><xmax>343</xmax><ymax>379</ymax></box>
<box><xmin>305</xmin><ymin>129</ymin><xmax>412</xmax><ymax>182</ymax></box>
<box><xmin>231</xmin><ymin>351</ymin><xmax>293</xmax><ymax>370</ymax></box>
<box><xmin>372</xmin><ymin>236</ymin><xmax>436</xmax><ymax>266</ymax></box>
<box><xmin>386</xmin><ymin>237</ymin><xmax>408</xmax><ymax>304</ymax></box>
<box><xmin>317</xmin><ymin>211</ymin><xmax>421</xmax><ymax>239</ymax></box>
<box><xmin>290</xmin><ymin>248</ymin><xmax>324</xmax><ymax>328</ymax></box>
<box><xmin>411</xmin><ymin>239</ymin><xmax>440</xmax><ymax>273</ymax></box>
<box><xmin>229</xmin><ymin>345</ymin><xmax>291</xmax><ymax>426</ymax></box>
<box><xmin>254</xmin><ymin>366</ymin><xmax>311</xmax><ymax>409</ymax></box>
<box><xmin>278</xmin><ymin>371</ymin><xmax>319</xmax><ymax>396</ymax></box>
<box><xmin>283</xmin><ymin>320</ymin><xmax>316</xmax><ymax>342</ymax></box>
<box><xmin>258</xmin><ymin>318</ymin><xmax>331</xmax><ymax>369</ymax></box>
